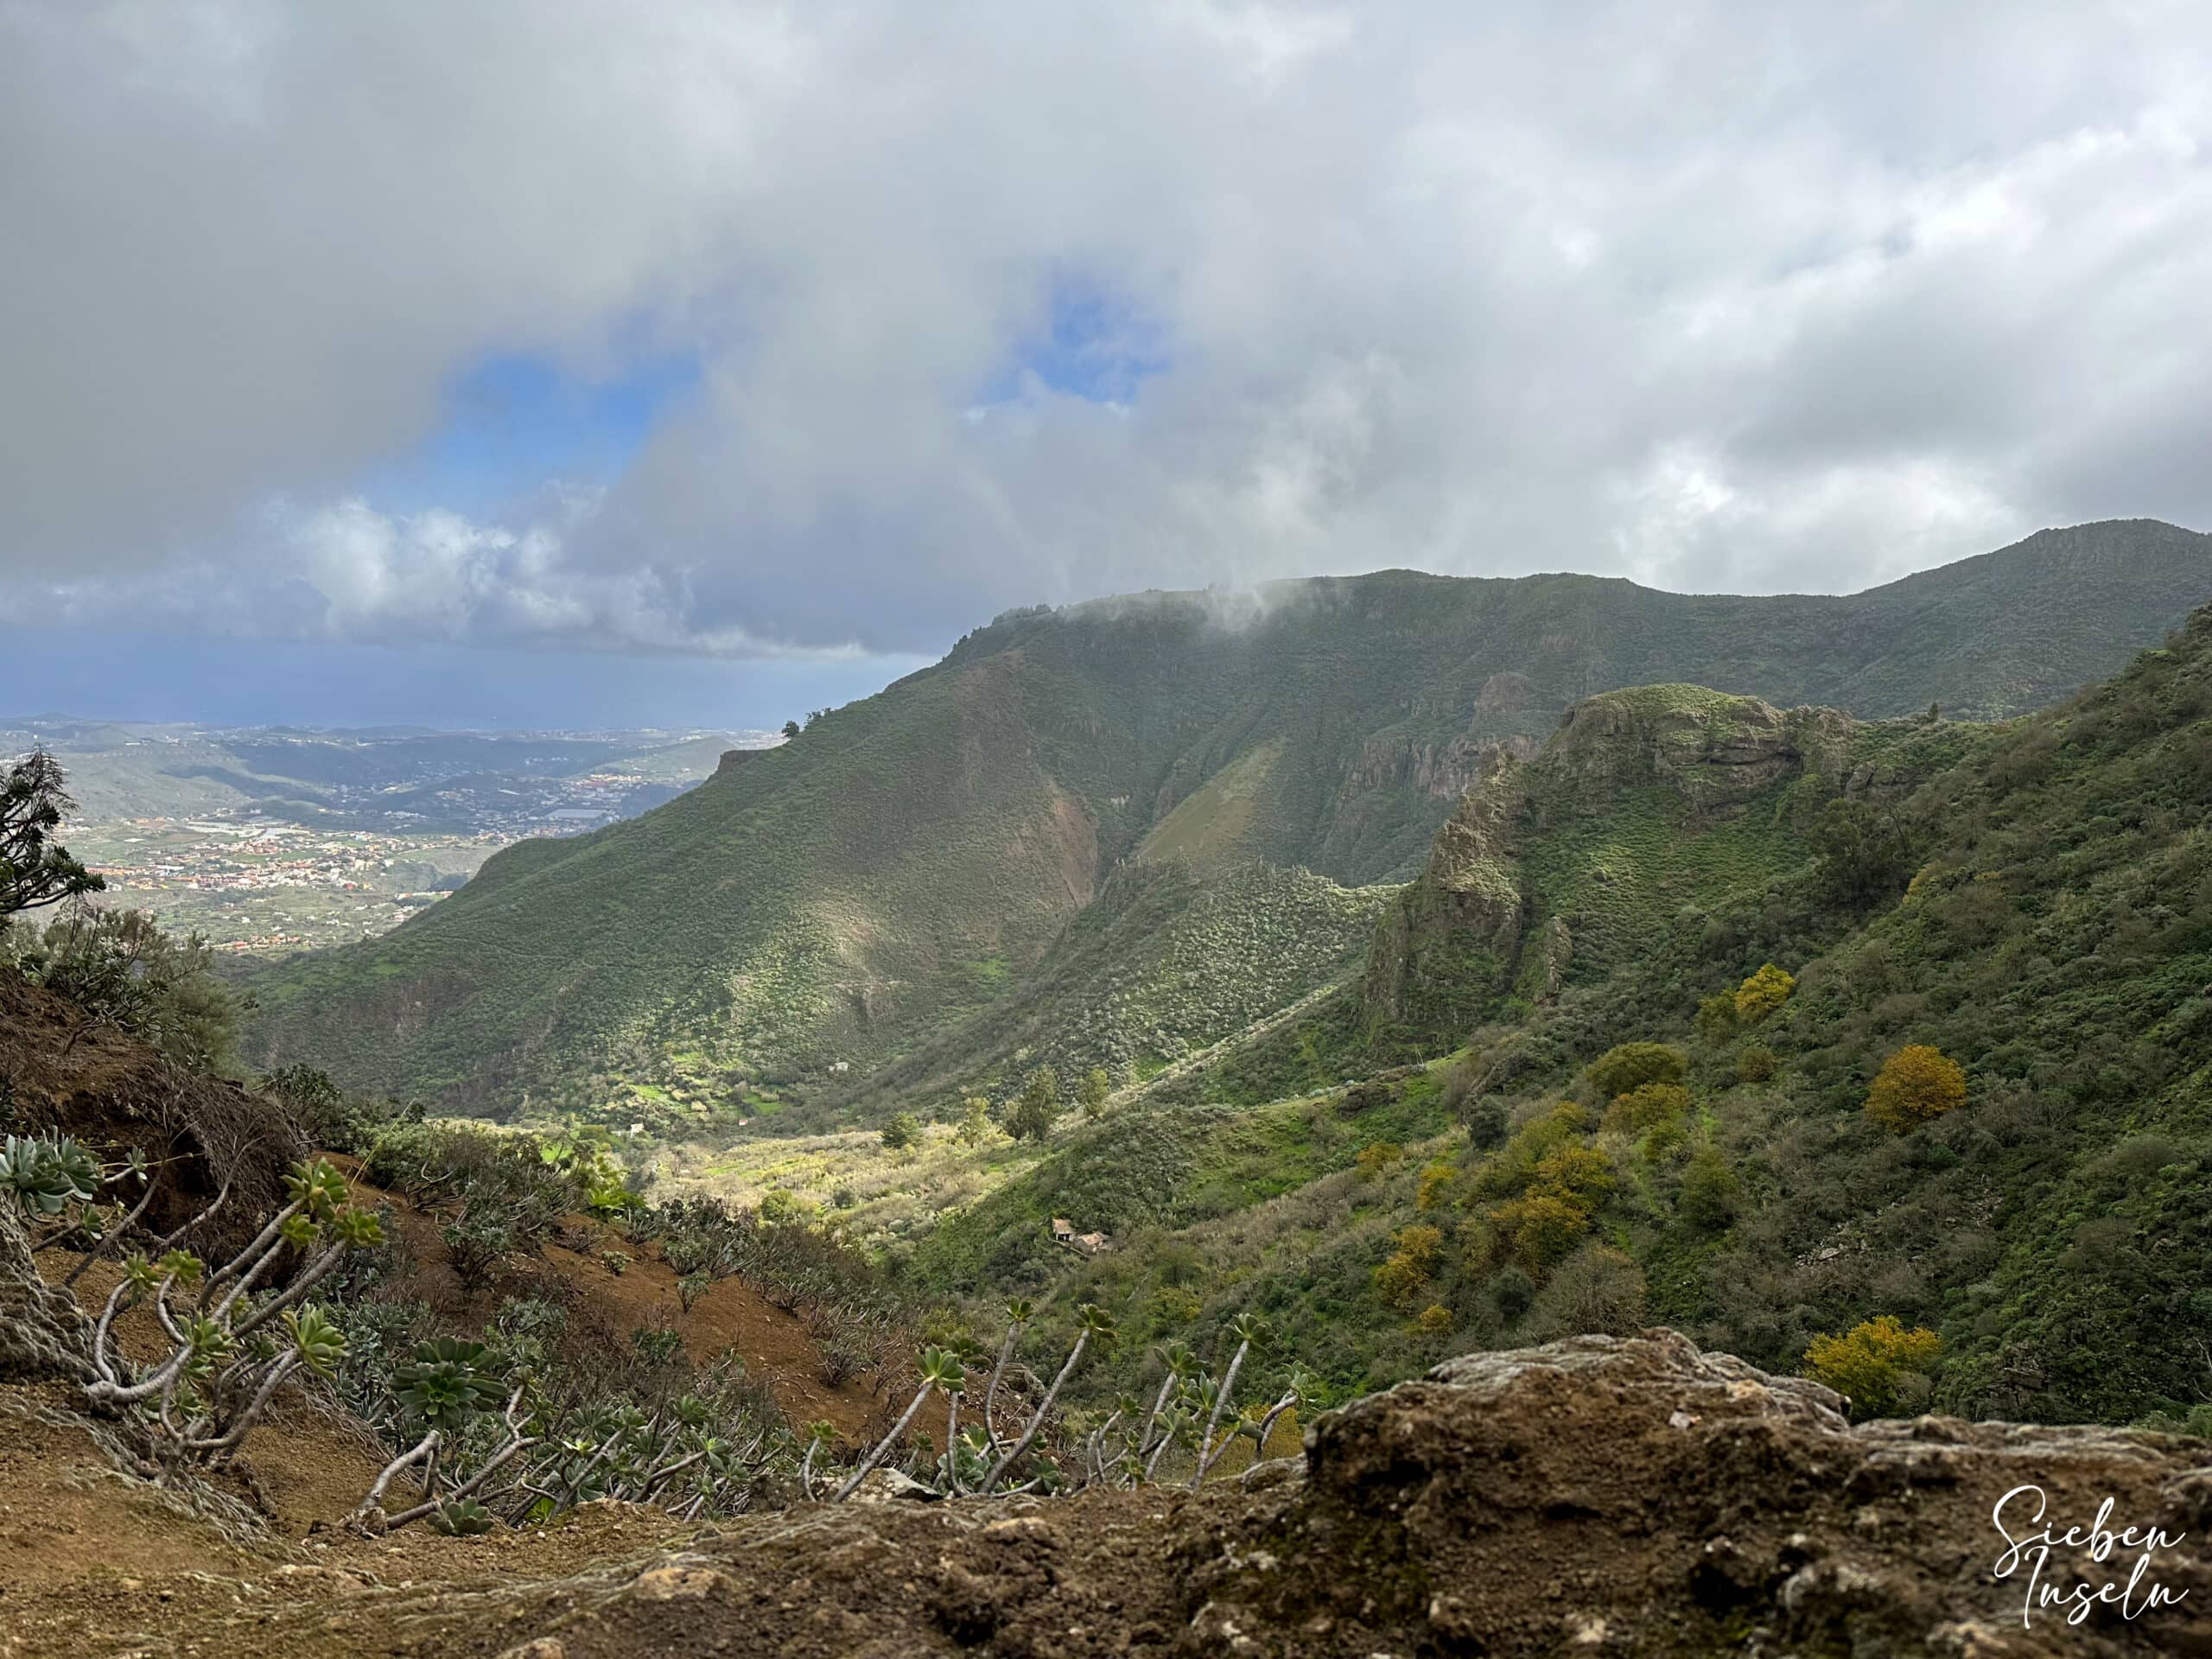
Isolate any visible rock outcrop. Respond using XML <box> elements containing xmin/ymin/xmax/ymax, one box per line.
<box><xmin>1541</xmin><ymin>683</ymin><xmax>1853</xmax><ymax>813</ymax></box>
<box><xmin>1201</xmin><ymin>1331</ymin><xmax>2212</xmax><ymax>1656</ymax></box>
<box><xmin>1363</xmin><ymin>684</ymin><xmax>1852</xmax><ymax>1039</ymax></box>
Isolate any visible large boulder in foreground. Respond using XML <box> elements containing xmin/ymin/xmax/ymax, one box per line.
<box><xmin>1195</xmin><ymin>1330</ymin><xmax>2212</xmax><ymax>1656</ymax></box>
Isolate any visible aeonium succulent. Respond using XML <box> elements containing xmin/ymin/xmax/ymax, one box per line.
<box><xmin>283</xmin><ymin>1156</ymin><xmax>350</xmax><ymax>1221</ymax></box>
<box><xmin>286</xmin><ymin>1305</ymin><xmax>346</xmax><ymax>1377</ymax></box>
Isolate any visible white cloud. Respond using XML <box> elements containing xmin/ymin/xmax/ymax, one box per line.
<box><xmin>3</xmin><ymin>0</ymin><xmax>2211</xmax><ymax>664</ymax></box>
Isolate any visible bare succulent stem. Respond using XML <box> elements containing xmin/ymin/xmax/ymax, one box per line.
<box><xmin>1191</xmin><ymin>1338</ymin><xmax>1251</xmax><ymax>1489</ymax></box>
<box><xmin>983</xmin><ymin>1330</ymin><xmax>1088</xmax><ymax>1491</ymax></box>
<box><xmin>835</xmin><ymin>1376</ymin><xmax>936</xmax><ymax>1501</ymax></box>
<box><xmin>980</xmin><ymin>1317</ymin><xmax>1027</xmax><ymax>1449</ymax></box>
<box><xmin>65</xmin><ymin>1166</ymin><xmax>162</xmax><ymax>1287</ymax></box>
<box><xmin>354</xmin><ymin>1429</ymin><xmax>441</xmax><ymax>1524</ymax></box>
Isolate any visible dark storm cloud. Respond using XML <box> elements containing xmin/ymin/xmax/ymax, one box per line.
<box><xmin>3</xmin><ymin>0</ymin><xmax>2209</xmax><ymax>662</ymax></box>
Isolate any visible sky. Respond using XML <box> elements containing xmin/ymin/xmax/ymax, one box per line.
<box><xmin>4</xmin><ymin>2</ymin><xmax>2212</xmax><ymax>728</ymax></box>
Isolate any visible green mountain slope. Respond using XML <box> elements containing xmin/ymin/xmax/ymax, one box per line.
<box><xmin>245</xmin><ymin>519</ymin><xmax>2212</xmax><ymax>1113</ymax></box>
<box><xmin>905</xmin><ymin>684</ymin><xmax>1953</xmax><ymax>1345</ymax></box>
<box><xmin>912</xmin><ymin>606</ymin><xmax>2212</xmax><ymax>1425</ymax></box>
<box><xmin>837</xmin><ymin>860</ymin><xmax>1391</xmax><ymax>1116</ymax></box>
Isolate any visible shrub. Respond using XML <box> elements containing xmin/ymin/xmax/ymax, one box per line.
<box><xmin>1415</xmin><ymin>1303</ymin><xmax>1453</xmax><ymax>1335</ymax></box>
<box><xmin>1373</xmin><ymin>1224</ymin><xmax>1443</xmax><ymax>1310</ymax></box>
<box><xmin>1694</xmin><ymin>992</ymin><xmax>1739</xmax><ymax>1041</ymax></box>
<box><xmin>1438</xmin><ymin>1055</ymin><xmax>1478</xmax><ymax>1116</ymax></box>
<box><xmin>1527</xmin><ymin>1143</ymin><xmax>1616</xmax><ymax>1217</ymax></box>
<box><xmin>1802</xmin><ymin>1316</ymin><xmax>1943</xmax><ymax>1417</ymax></box>
<box><xmin>600</xmin><ymin>1249</ymin><xmax>632</xmax><ymax>1276</ymax></box>
<box><xmin>880</xmin><ymin>1112</ymin><xmax>920</xmax><ymax>1152</ymax></box>
<box><xmin>1471</xmin><ymin>1101</ymin><xmax>1589</xmax><ymax>1200</ymax></box>
<box><xmin>1810</xmin><ymin>797</ymin><xmax>1916</xmax><ymax>908</ymax></box>
<box><xmin>1732</xmin><ymin>963</ymin><xmax>1796</xmax><ymax>1023</ymax></box>
<box><xmin>1733</xmin><ymin>1044</ymin><xmax>1777</xmax><ymax>1084</ymax></box>
<box><xmin>1078</xmin><ymin>1068</ymin><xmax>1112</xmax><ymax>1119</ymax></box>
<box><xmin>1354</xmin><ymin>1141</ymin><xmax>1406</xmax><ymax>1179</ymax></box>
<box><xmin>1677</xmin><ymin>1145</ymin><xmax>1741</xmax><ymax>1232</ymax></box>
<box><xmin>440</xmin><ymin>1213</ymin><xmax>513</xmax><ymax>1288</ymax></box>
<box><xmin>758</xmin><ymin>1188</ymin><xmax>808</xmax><ymax>1227</ymax></box>
<box><xmin>1603</xmin><ymin>1081</ymin><xmax>1691</xmax><ymax>1136</ymax></box>
<box><xmin>1865</xmin><ymin>1045</ymin><xmax>1967</xmax><ymax>1133</ymax></box>
<box><xmin>14</xmin><ymin>907</ymin><xmax>242</xmax><ymax>1074</ymax></box>
<box><xmin>1490</xmin><ymin>1193</ymin><xmax>1589</xmax><ymax>1274</ymax></box>
<box><xmin>820</xmin><ymin>1321</ymin><xmax>880</xmax><ymax>1386</ymax></box>
<box><xmin>1150</xmin><ymin>1284</ymin><xmax>1202</xmax><ymax>1329</ymax></box>
<box><xmin>264</xmin><ymin>1065</ymin><xmax>423</xmax><ymax>1154</ymax></box>
<box><xmin>1414</xmin><ymin>1160</ymin><xmax>1457</xmax><ymax>1211</ymax></box>
<box><xmin>1585</xmin><ymin>1043</ymin><xmax>1687</xmax><ymax>1098</ymax></box>
<box><xmin>1490</xmin><ymin>1264</ymin><xmax>1536</xmax><ymax>1322</ymax></box>
<box><xmin>1529</xmin><ymin>1243</ymin><xmax>1646</xmax><ymax>1337</ymax></box>
<box><xmin>364</xmin><ymin>1122</ymin><xmax>582</xmax><ymax>1249</ymax></box>
<box><xmin>1461</xmin><ymin>1095</ymin><xmax>1508</xmax><ymax>1149</ymax></box>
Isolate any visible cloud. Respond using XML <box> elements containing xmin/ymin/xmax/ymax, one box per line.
<box><xmin>3</xmin><ymin>1</ymin><xmax>2211</xmax><ymax>665</ymax></box>
<box><xmin>18</xmin><ymin>494</ymin><xmax>874</xmax><ymax>659</ymax></box>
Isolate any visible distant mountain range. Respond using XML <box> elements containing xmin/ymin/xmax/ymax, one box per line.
<box><xmin>3</xmin><ymin>717</ymin><xmax>768</xmax><ymax>832</ymax></box>
<box><xmin>241</xmin><ymin>518</ymin><xmax>2212</xmax><ymax>1113</ymax></box>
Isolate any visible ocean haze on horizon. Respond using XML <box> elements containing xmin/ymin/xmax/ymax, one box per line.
<box><xmin>0</xmin><ymin>628</ymin><xmax>925</xmax><ymax>734</ymax></box>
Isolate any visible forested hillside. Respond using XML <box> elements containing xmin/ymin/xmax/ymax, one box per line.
<box><xmin>906</xmin><ymin>604</ymin><xmax>2212</xmax><ymax>1427</ymax></box>
<box><xmin>245</xmin><ymin>519</ymin><xmax>2212</xmax><ymax>1114</ymax></box>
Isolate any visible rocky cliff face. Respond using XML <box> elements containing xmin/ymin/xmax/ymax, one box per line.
<box><xmin>1363</xmin><ymin>685</ymin><xmax>1847</xmax><ymax>1039</ymax></box>
<box><xmin>1363</xmin><ymin>747</ymin><xmax>1531</xmax><ymax>1032</ymax></box>
<box><xmin>1337</xmin><ymin>729</ymin><xmax>1536</xmax><ymax>804</ymax></box>
<box><xmin>38</xmin><ymin>1332</ymin><xmax>2202</xmax><ymax>1657</ymax></box>
<box><xmin>1538</xmin><ymin>683</ymin><xmax>1853</xmax><ymax>814</ymax></box>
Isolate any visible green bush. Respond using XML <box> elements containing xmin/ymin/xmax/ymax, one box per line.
<box><xmin>1803</xmin><ymin>1317</ymin><xmax>1942</xmax><ymax>1417</ymax></box>
<box><xmin>1676</xmin><ymin>1146</ymin><xmax>1740</xmax><ymax>1232</ymax></box>
<box><xmin>1584</xmin><ymin>1043</ymin><xmax>1687</xmax><ymax>1098</ymax></box>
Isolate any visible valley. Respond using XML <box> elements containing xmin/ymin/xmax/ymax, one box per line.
<box><xmin>10</xmin><ymin>527</ymin><xmax>2212</xmax><ymax>1655</ymax></box>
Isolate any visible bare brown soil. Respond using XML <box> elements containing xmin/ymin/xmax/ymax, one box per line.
<box><xmin>535</xmin><ymin>1235</ymin><xmax>886</xmax><ymax>1442</ymax></box>
<box><xmin>328</xmin><ymin>1156</ymin><xmax>891</xmax><ymax>1445</ymax></box>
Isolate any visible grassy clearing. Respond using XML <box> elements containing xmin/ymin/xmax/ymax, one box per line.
<box><xmin>1135</xmin><ymin>740</ymin><xmax>1284</xmax><ymax>867</ymax></box>
<box><xmin>655</xmin><ymin>1121</ymin><xmax>1049</xmax><ymax>1257</ymax></box>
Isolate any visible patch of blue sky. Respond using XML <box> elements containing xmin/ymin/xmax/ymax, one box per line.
<box><xmin>970</xmin><ymin>278</ymin><xmax>1172</xmax><ymax>414</ymax></box>
<box><xmin>359</xmin><ymin>347</ymin><xmax>702</xmax><ymax>517</ymax></box>
<box><xmin>0</xmin><ymin>623</ymin><xmax>927</xmax><ymax>732</ymax></box>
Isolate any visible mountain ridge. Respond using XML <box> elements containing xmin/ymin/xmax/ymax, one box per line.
<box><xmin>244</xmin><ymin>518</ymin><xmax>2212</xmax><ymax>1113</ymax></box>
